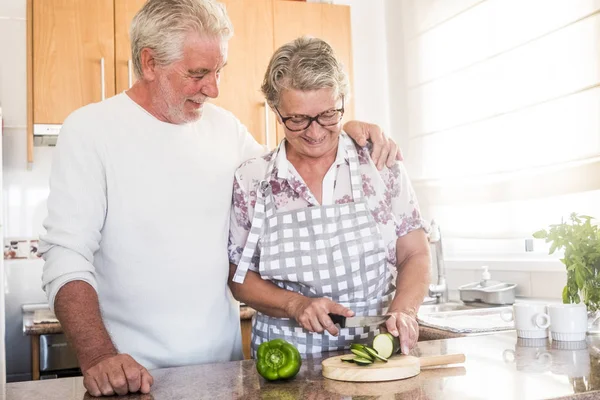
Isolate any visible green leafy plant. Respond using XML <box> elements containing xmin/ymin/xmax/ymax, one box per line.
<box><xmin>533</xmin><ymin>213</ymin><xmax>600</xmax><ymax>312</ymax></box>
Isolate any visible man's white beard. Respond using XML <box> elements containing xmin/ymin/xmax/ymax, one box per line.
<box><xmin>155</xmin><ymin>76</ymin><xmax>203</xmax><ymax>124</ymax></box>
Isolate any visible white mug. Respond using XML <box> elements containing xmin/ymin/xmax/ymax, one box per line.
<box><xmin>548</xmin><ymin>303</ymin><xmax>587</xmax><ymax>341</ymax></box>
<box><xmin>501</xmin><ymin>303</ymin><xmax>550</xmax><ymax>339</ymax></box>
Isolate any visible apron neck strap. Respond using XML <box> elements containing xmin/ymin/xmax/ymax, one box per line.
<box><xmin>343</xmin><ymin>135</ymin><xmax>365</xmax><ymax>202</ymax></box>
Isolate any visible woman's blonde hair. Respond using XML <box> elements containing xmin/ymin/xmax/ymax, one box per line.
<box><xmin>130</xmin><ymin>0</ymin><xmax>233</xmax><ymax>78</ymax></box>
<box><xmin>261</xmin><ymin>36</ymin><xmax>350</xmax><ymax>108</ymax></box>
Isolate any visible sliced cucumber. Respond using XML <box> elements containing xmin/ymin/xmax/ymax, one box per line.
<box><xmin>353</xmin><ymin>357</ymin><xmax>373</xmax><ymax>366</ymax></box>
<box><xmin>350</xmin><ymin>348</ymin><xmax>373</xmax><ymax>360</ymax></box>
<box><xmin>341</xmin><ymin>356</ymin><xmax>356</xmax><ymax>363</ymax></box>
<box><xmin>372</xmin><ymin>333</ymin><xmax>400</xmax><ymax>359</ymax></box>
<box><xmin>364</xmin><ymin>346</ymin><xmax>388</xmax><ymax>362</ymax></box>
<box><xmin>350</xmin><ymin>343</ymin><xmax>366</xmax><ymax>351</ymax></box>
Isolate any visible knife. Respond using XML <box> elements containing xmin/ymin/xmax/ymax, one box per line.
<box><xmin>328</xmin><ymin>314</ymin><xmax>391</xmax><ymax>328</ymax></box>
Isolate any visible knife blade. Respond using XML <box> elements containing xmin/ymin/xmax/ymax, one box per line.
<box><xmin>328</xmin><ymin>314</ymin><xmax>391</xmax><ymax>328</ymax></box>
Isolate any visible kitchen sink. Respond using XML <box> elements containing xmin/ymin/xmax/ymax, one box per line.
<box><xmin>417</xmin><ymin>301</ymin><xmax>514</xmax><ymax>338</ymax></box>
<box><xmin>418</xmin><ymin>301</ymin><xmax>502</xmax><ymax>315</ymax></box>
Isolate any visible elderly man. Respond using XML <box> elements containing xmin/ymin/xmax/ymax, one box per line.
<box><xmin>39</xmin><ymin>0</ymin><xmax>398</xmax><ymax>397</ymax></box>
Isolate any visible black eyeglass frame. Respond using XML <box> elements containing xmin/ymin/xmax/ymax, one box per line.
<box><xmin>274</xmin><ymin>97</ymin><xmax>345</xmax><ymax>132</ymax></box>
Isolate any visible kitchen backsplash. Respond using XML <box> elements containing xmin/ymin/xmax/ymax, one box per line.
<box><xmin>4</xmin><ymin>238</ymin><xmax>40</xmax><ymax>260</ymax></box>
<box><xmin>446</xmin><ymin>268</ymin><xmax>566</xmax><ymax>300</ymax></box>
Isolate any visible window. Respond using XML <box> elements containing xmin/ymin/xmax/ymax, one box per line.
<box><xmin>398</xmin><ymin>0</ymin><xmax>600</xmax><ymax>266</ymax></box>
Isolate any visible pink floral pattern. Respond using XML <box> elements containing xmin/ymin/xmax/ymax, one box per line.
<box><xmin>361</xmin><ymin>174</ymin><xmax>376</xmax><ymax>197</ymax></box>
<box><xmin>335</xmin><ymin>195</ymin><xmax>353</xmax><ymax>204</ymax></box>
<box><xmin>228</xmin><ymin>136</ymin><xmax>426</xmax><ymax>267</ymax></box>
<box><xmin>232</xmin><ymin>179</ymin><xmax>252</xmax><ymax>231</ymax></box>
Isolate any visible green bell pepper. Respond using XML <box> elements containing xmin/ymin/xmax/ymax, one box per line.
<box><xmin>256</xmin><ymin>339</ymin><xmax>302</xmax><ymax>381</ymax></box>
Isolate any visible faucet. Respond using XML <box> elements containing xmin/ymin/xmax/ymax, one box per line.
<box><xmin>425</xmin><ymin>219</ymin><xmax>448</xmax><ymax>304</ymax></box>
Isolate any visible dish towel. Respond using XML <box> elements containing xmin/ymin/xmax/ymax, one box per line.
<box><xmin>417</xmin><ymin>306</ymin><xmax>515</xmax><ymax>333</ymax></box>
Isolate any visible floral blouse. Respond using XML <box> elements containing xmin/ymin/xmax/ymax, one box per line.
<box><xmin>228</xmin><ymin>133</ymin><xmax>427</xmax><ymax>272</ymax></box>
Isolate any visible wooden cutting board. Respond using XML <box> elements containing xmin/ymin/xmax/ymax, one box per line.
<box><xmin>322</xmin><ymin>353</ymin><xmax>466</xmax><ymax>382</ymax></box>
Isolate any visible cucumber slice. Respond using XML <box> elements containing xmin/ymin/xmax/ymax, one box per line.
<box><xmin>364</xmin><ymin>346</ymin><xmax>388</xmax><ymax>362</ymax></box>
<box><xmin>341</xmin><ymin>356</ymin><xmax>356</xmax><ymax>363</ymax></box>
<box><xmin>350</xmin><ymin>343</ymin><xmax>366</xmax><ymax>351</ymax></box>
<box><xmin>372</xmin><ymin>333</ymin><xmax>400</xmax><ymax>359</ymax></box>
<box><xmin>350</xmin><ymin>348</ymin><xmax>373</xmax><ymax>360</ymax></box>
<box><xmin>353</xmin><ymin>357</ymin><xmax>373</xmax><ymax>366</ymax></box>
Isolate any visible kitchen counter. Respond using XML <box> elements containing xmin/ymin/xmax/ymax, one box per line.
<box><xmin>22</xmin><ymin>306</ymin><xmax>258</xmax><ymax>380</ymax></box>
<box><xmin>7</xmin><ymin>331</ymin><xmax>600</xmax><ymax>400</ymax></box>
<box><xmin>23</xmin><ymin>306</ymin><xmax>453</xmax><ymax>339</ymax></box>
<box><xmin>419</xmin><ymin>325</ymin><xmax>465</xmax><ymax>341</ymax></box>
<box><xmin>23</xmin><ymin>323</ymin><xmax>463</xmax><ymax>343</ymax></box>
<box><xmin>23</xmin><ymin>306</ymin><xmax>257</xmax><ymax>335</ymax></box>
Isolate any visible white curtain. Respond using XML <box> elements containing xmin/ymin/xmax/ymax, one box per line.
<box><xmin>398</xmin><ymin>0</ymin><xmax>600</xmax><ymax>255</ymax></box>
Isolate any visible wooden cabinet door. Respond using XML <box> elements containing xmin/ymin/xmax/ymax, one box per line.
<box><xmin>114</xmin><ymin>0</ymin><xmax>147</xmax><ymax>94</ymax></box>
<box><xmin>273</xmin><ymin>1</ymin><xmax>323</xmax><ymax>46</ymax></box>
<box><xmin>32</xmin><ymin>0</ymin><xmax>115</xmax><ymax>124</ymax></box>
<box><xmin>241</xmin><ymin>317</ymin><xmax>252</xmax><ymax>360</ymax></box>
<box><xmin>272</xmin><ymin>1</ymin><xmax>354</xmax><ymax>143</ymax></box>
<box><xmin>212</xmin><ymin>0</ymin><xmax>277</xmax><ymax>148</ymax></box>
<box><xmin>322</xmin><ymin>4</ymin><xmax>354</xmax><ymax>120</ymax></box>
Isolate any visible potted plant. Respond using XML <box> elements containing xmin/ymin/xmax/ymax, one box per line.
<box><xmin>533</xmin><ymin>213</ymin><xmax>600</xmax><ymax>332</ymax></box>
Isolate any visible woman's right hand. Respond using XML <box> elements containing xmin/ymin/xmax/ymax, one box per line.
<box><xmin>287</xmin><ymin>296</ymin><xmax>354</xmax><ymax>336</ymax></box>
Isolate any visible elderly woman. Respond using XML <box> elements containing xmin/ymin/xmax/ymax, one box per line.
<box><xmin>228</xmin><ymin>37</ymin><xmax>430</xmax><ymax>356</ymax></box>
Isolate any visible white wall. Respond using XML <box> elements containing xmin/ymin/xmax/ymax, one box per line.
<box><xmin>328</xmin><ymin>0</ymin><xmax>392</xmax><ymax>137</ymax></box>
<box><xmin>1</xmin><ymin>1</ymin><xmax>53</xmax><ymax>239</ymax></box>
<box><xmin>0</xmin><ymin>0</ymin><xmax>392</xmax><ymax>240</ymax></box>
<box><xmin>383</xmin><ymin>0</ymin><xmax>410</xmax><ymax>161</ymax></box>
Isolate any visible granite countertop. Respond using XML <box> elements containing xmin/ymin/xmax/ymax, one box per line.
<box><xmin>23</xmin><ymin>305</ymin><xmax>456</xmax><ymax>339</ymax></box>
<box><xmin>419</xmin><ymin>324</ymin><xmax>464</xmax><ymax>340</ymax></box>
<box><xmin>23</xmin><ymin>305</ymin><xmax>257</xmax><ymax>336</ymax></box>
<box><xmin>8</xmin><ymin>331</ymin><xmax>600</xmax><ymax>400</ymax></box>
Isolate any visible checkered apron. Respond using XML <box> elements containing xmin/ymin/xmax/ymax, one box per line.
<box><xmin>233</xmin><ymin>137</ymin><xmax>395</xmax><ymax>356</ymax></box>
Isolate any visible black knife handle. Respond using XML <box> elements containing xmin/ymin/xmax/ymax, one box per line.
<box><xmin>328</xmin><ymin>313</ymin><xmax>346</xmax><ymax>328</ymax></box>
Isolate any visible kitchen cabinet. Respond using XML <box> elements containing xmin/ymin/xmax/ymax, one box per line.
<box><xmin>114</xmin><ymin>0</ymin><xmax>148</xmax><ymax>94</ymax></box>
<box><xmin>213</xmin><ymin>0</ymin><xmax>277</xmax><ymax>149</ymax></box>
<box><xmin>26</xmin><ymin>0</ymin><xmax>353</xmax><ymax>163</ymax></box>
<box><xmin>26</xmin><ymin>0</ymin><xmax>127</xmax><ymax>167</ymax></box>
<box><xmin>240</xmin><ymin>310</ymin><xmax>253</xmax><ymax>359</ymax></box>
<box><xmin>272</xmin><ymin>0</ymin><xmax>354</xmax><ymax>144</ymax></box>
<box><xmin>31</xmin><ymin>0</ymin><xmax>115</xmax><ymax>126</ymax></box>
<box><xmin>28</xmin><ymin>0</ymin><xmax>144</xmax><ymax>125</ymax></box>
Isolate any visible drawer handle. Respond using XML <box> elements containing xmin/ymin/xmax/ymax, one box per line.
<box><xmin>128</xmin><ymin>59</ymin><xmax>133</xmax><ymax>88</ymax></box>
<box><xmin>100</xmin><ymin>57</ymin><xmax>106</xmax><ymax>101</ymax></box>
<box><xmin>264</xmin><ymin>101</ymin><xmax>270</xmax><ymax>148</ymax></box>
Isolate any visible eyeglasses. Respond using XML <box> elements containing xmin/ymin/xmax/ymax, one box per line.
<box><xmin>274</xmin><ymin>97</ymin><xmax>345</xmax><ymax>132</ymax></box>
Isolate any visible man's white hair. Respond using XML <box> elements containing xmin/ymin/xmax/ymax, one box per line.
<box><xmin>130</xmin><ymin>0</ymin><xmax>233</xmax><ymax>78</ymax></box>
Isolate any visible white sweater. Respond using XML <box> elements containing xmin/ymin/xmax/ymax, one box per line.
<box><xmin>39</xmin><ymin>93</ymin><xmax>264</xmax><ymax>369</ymax></box>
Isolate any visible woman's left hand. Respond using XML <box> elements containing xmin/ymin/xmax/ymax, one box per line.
<box><xmin>343</xmin><ymin>121</ymin><xmax>402</xmax><ymax>170</ymax></box>
<box><xmin>384</xmin><ymin>310</ymin><xmax>419</xmax><ymax>355</ymax></box>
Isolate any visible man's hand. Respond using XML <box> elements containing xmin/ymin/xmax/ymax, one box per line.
<box><xmin>287</xmin><ymin>296</ymin><xmax>354</xmax><ymax>336</ymax></box>
<box><xmin>83</xmin><ymin>354</ymin><xmax>154</xmax><ymax>397</ymax></box>
<box><xmin>384</xmin><ymin>310</ymin><xmax>419</xmax><ymax>355</ymax></box>
<box><xmin>343</xmin><ymin>120</ymin><xmax>403</xmax><ymax>170</ymax></box>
